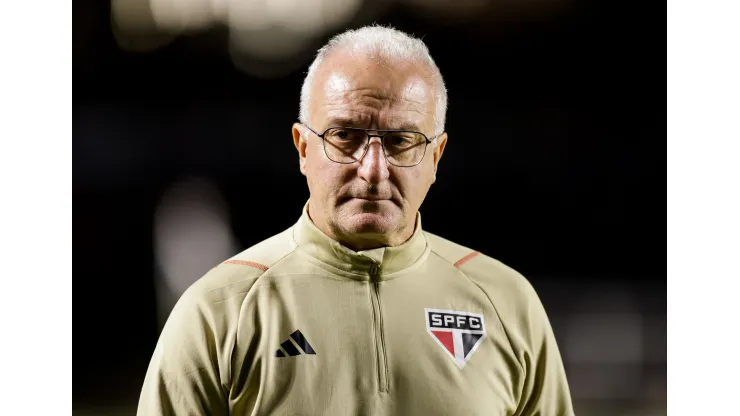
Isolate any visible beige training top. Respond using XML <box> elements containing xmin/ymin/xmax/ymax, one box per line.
<box><xmin>137</xmin><ymin>204</ymin><xmax>574</xmax><ymax>415</ymax></box>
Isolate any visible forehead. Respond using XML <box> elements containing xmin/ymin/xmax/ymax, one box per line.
<box><xmin>311</xmin><ymin>52</ymin><xmax>436</xmax><ymax>131</ymax></box>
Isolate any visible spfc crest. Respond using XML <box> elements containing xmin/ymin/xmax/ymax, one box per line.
<box><xmin>425</xmin><ymin>308</ymin><xmax>486</xmax><ymax>369</ymax></box>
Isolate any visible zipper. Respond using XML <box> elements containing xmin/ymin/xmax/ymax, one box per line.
<box><xmin>369</xmin><ymin>262</ymin><xmax>389</xmax><ymax>392</ymax></box>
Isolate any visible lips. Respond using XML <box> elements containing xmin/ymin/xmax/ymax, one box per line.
<box><xmin>338</xmin><ymin>195</ymin><xmax>393</xmax><ymax>204</ymax></box>
<box><xmin>352</xmin><ymin>196</ymin><xmax>389</xmax><ymax>201</ymax></box>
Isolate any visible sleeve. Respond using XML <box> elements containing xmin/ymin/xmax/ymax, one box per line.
<box><xmin>136</xmin><ymin>289</ymin><xmax>230</xmax><ymax>416</ymax></box>
<box><xmin>514</xmin><ymin>286</ymin><xmax>575</xmax><ymax>416</ymax></box>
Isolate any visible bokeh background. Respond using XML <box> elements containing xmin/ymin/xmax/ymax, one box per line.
<box><xmin>73</xmin><ymin>0</ymin><xmax>665</xmax><ymax>414</ymax></box>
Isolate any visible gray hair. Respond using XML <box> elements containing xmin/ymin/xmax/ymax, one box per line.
<box><xmin>299</xmin><ymin>25</ymin><xmax>448</xmax><ymax>136</ymax></box>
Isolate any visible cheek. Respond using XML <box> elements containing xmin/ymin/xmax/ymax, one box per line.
<box><xmin>305</xmin><ymin>150</ymin><xmax>350</xmax><ymax>197</ymax></box>
<box><xmin>403</xmin><ymin>164</ymin><xmax>435</xmax><ymax>199</ymax></box>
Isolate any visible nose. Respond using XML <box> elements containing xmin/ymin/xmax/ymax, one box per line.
<box><xmin>357</xmin><ymin>137</ymin><xmax>390</xmax><ymax>186</ymax></box>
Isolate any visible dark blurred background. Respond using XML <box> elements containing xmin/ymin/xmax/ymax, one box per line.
<box><xmin>74</xmin><ymin>0</ymin><xmax>665</xmax><ymax>414</ymax></box>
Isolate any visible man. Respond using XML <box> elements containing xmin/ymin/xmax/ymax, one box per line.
<box><xmin>138</xmin><ymin>25</ymin><xmax>574</xmax><ymax>415</ymax></box>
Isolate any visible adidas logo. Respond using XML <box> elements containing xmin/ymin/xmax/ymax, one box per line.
<box><xmin>274</xmin><ymin>329</ymin><xmax>317</xmax><ymax>357</ymax></box>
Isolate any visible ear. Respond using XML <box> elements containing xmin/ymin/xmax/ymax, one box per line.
<box><xmin>430</xmin><ymin>132</ymin><xmax>448</xmax><ymax>183</ymax></box>
<box><xmin>292</xmin><ymin>123</ymin><xmax>308</xmax><ymax>176</ymax></box>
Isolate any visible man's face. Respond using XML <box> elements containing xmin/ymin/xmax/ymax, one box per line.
<box><xmin>293</xmin><ymin>51</ymin><xmax>447</xmax><ymax>249</ymax></box>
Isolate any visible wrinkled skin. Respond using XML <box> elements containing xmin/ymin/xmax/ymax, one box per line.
<box><xmin>292</xmin><ymin>50</ymin><xmax>447</xmax><ymax>251</ymax></box>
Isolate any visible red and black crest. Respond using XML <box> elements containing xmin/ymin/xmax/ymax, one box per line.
<box><xmin>425</xmin><ymin>308</ymin><xmax>486</xmax><ymax>369</ymax></box>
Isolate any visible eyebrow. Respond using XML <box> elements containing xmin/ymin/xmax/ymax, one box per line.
<box><xmin>326</xmin><ymin>116</ymin><xmax>367</xmax><ymax>128</ymax></box>
<box><xmin>327</xmin><ymin>117</ymin><xmax>422</xmax><ymax>132</ymax></box>
<box><xmin>388</xmin><ymin>122</ymin><xmax>423</xmax><ymax>132</ymax></box>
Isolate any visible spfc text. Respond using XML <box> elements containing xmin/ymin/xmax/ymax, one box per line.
<box><xmin>428</xmin><ymin>311</ymin><xmax>483</xmax><ymax>331</ymax></box>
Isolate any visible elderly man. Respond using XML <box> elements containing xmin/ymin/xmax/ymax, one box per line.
<box><xmin>138</xmin><ymin>25</ymin><xmax>574</xmax><ymax>415</ymax></box>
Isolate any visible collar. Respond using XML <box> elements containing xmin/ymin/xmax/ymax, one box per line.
<box><xmin>292</xmin><ymin>201</ymin><xmax>429</xmax><ymax>280</ymax></box>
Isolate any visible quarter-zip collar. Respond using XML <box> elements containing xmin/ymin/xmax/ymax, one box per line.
<box><xmin>292</xmin><ymin>202</ymin><xmax>429</xmax><ymax>280</ymax></box>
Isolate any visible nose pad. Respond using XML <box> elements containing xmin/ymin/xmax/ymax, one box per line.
<box><xmin>357</xmin><ymin>137</ymin><xmax>389</xmax><ymax>182</ymax></box>
<box><xmin>361</xmin><ymin>137</ymin><xmax>386</xmax><ymax>165</ymax></box>
<box><xmin>365</xmin><ymin>136</ymin><xmax>383</xmax><ymax>155</ymax></box>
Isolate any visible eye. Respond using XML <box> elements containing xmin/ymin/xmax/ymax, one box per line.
<box><xmin>385</xmin><ymin>133</ymin><xmax>418</xmax><ymax>148</ymax></box>
<box><xmin>327</xmin><ymin>128</ymin><xmax>364</xmax><ymax>142</ymax></box>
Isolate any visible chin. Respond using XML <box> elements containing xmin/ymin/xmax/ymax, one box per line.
<box><xmin>339</xmin><ymin>207</ymin><xmax>400</xmax><ymax>236</ymax></box>
<box><xmin>346</xmin><ymin>214</ymin><xmax>394</xmax><ymax>233</ymax></box>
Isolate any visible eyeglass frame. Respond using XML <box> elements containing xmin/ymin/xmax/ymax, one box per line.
<box><xmin>302</xmin><ymin>124</ymin><xmax>441</xmax><ymax>167</ymax></box>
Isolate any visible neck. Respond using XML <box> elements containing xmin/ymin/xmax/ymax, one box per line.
<box><xmin>338</xmin><ymin>230</ymin><xmax>413</xmax><ymax>252</ymax></box>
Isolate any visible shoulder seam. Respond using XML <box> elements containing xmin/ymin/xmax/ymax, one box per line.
<box><xmin>228</xmin><ymin>245</ymin><xmax>297</xmax><ymax>388</ymax></box>
<box><xmin>428</xmin><ymin>245</ymin><xmax>480</xmax><ymax>269</ymax></box>
<box><xmin>453</xmin><ymin>250</ymin><xmax>480</xmax><ymax>268</ymax></box>
<box><xmin>222</xmin><ymin>259</ymin><xmax>269</xmax><ymax>271</ymax></box>
<box><xmin>216</xmin><ymin>226</ymin><xmax>296</xmax><ymax>274</ymax></box>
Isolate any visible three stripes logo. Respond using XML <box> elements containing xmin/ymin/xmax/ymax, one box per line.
<box><xmin>425</xmin><ymin>308</ymin><xmax>486</xmax><ymax>369</ymax></box>
<box><xmin>274</xmin><ymin>329</ymin><xmax>317</xmax><ymax>357</ymax></box>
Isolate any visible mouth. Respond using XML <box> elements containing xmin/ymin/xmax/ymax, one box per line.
<box><xmin>352</xmin><ymin>196</ymin><xmax>389</xmax><ymax>201</ymax></box>
<box><xmin>339</xmin><ymin>195</ymin><xmax>393</xmax><ymax>204</ymax></box>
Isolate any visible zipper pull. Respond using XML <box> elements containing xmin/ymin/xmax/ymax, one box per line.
<box><xmin>369</xmin><ymin>262</ymin><xmax>380</xmax><ymax>277</ymax></box>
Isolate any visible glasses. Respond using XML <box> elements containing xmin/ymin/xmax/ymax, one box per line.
<box><xmin>304</xmin><ymin>125</ymin><xmax>437</xmax><ymax>167</ymax></box>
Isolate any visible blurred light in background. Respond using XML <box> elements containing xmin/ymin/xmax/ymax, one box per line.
<box><xmin>565</xmin><ymin>283</ymin><xmax>644</xmax><ymax>365</ymax></box>
<box><xmin>565</xmin><ymin>312</ymin><xmax>643</xmax><ymax>399</ymax></box>
<box><xmin>230</xmin><ymin>0</ymin><xmax>362</xmax><ymax>34</ymax></box>
<box><xmin>112</xmin><ymin>0</ymin><xmax>363</xmax><ymax>77</ymax></box>
<box><xmin>565</xmin><ymin>312</ymin><xmax>643</xmax><ymax>364</ymax></box>
<box><xmin>227</xmin><ymin>0</ymin><xmax>362</xmax><ymax>77</ymax></box>
<box><xmin>559</xmin><ymin>281</ymin><xmax>663</xmax><ymax>416</ymax></box>
<box><xmin>227</xmin><ymin>27</ymin><xmax>319</xmax><ymax>78</ymax></box>
<box><xmin>153</xmin><ymin>176</ymin><xmax>238</xmax><ymax>327</ymax></box>
<box><xmin>149</xmin><ymin>0</ymin><xmax>222</xmax><ymax>32</ymax></box>
<box><xmin>109</xmin><ymin>0</ymin><xmax>572</xmax><ymax>77</ymax></box>
<box><xmin>111</xmin><ymin>0</ymin><xmax>178</xmax><ymax>52</ymax></box>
